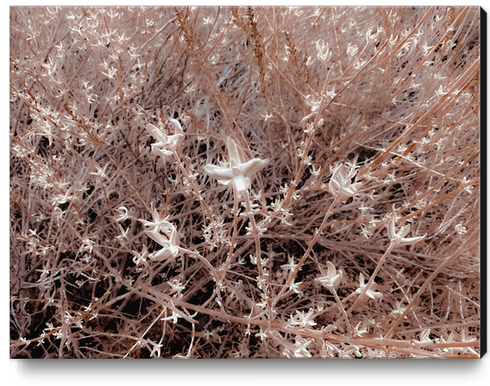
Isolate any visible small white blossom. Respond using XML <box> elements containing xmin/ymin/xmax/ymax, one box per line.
<box><xmin>161</xmin><ymin>310</ymin><xmax>180</xmax><ymax>324</ymax></box>
<box><xmin>146</xmin><ymin>118</ymin><xmax>184</xmax><ymax>157</ymax></box>
<box><xmin>353</xmin><ymin>322</ymin><xmax>368</xmax><ymax>337</ymax></box>
<box><xmin>289</xmin><ymin>308</ymin><xmax>317</xmax><ymax>328</ymax></box>
<box><xmin>139</xmin><ymin>208</ymin><xmax>175</xmax><ymax>234</ymax></box>
<box><xmin>202</xmin><ymin>330</ymin><xmax>214</xmax><ymax>341</ymax></box>
<box><xmin>339</xmin><ymin>344</ymin><xmax>362</xmax><ymax>358</ymax></box>
<box><xmin>167</xmin><ymin>279</ymin><xmax>185</xmax><ymax>295</ymax></box>
<box><xmin>255</xmin><ymin>328</ymin><xmax>267</xmax><ymax>341</ymax></box>
<box><xmin>80</xmin><ymin>238</ymin><xmax>95</xmax><ymax>253</ymax></box>
<box><xmin>329</xmin><ymin>163</ymin><xmax>362</xmax><ymax>198</ymax></box>
<box><xmin>203</xmin><ymin>137</ymin><xmax>269</xmax><ymax>199</ymax></box>
<box><xmin>387</xmin><ymin>218</ymin><xmax>426</xmax><ymax>246</ymax></box>
<box><xmin>293</xmin><ymin>336</ymin><xmax>313</xmax><ymax>358</ymax></box>
<box><xmin>455</xmin><ymin>223</ymin><xmax>467</xmax><ymax>235</ymax></box>
<box><xmin>281</xmin><ymin>255</ymin><xmax>298</xmax><ymax>273</ymax></box>
<box><xmin>150</xmin><ymin>342</ymin><xmax>163</xmax><ymax>358</ymax></box>
<box><xmin>289</xmin><ymin>280</ymin><xmax>303</xmax><ymax>294</ymax></box>
<box><xmin>392</xmin><ymin>301</ymin><xmax>407</xmax><ymax>318</ymax></box>
<box><xmin>355</xmin><ymin>273</ymin><xmax>383</xmax><ymax>300</ymax></box>
<box><xmin>413</xmin><ymin>329</ymin><xmax>435</xmax><ymax>349</ymax></box>
<box><xmin>148</xmin><ymin>228</ymin><xmax>179</xmax><ymax>261</ymax></box>
<box><xmin>317</xmin><ymin>261</ymin><xmax>342</xmax><ymax>289</ymax></box>
<box><xmin>132</xmin><ymin>245</ymin><xmax>149</xmax><ymax>266</ymax></box>
<box><xmin>115</xmin><ymin>206</ymin><xmax>129</xmax><ymax>222</ymax></box>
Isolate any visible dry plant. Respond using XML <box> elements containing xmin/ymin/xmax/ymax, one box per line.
<box><xmin>10</xmin><ymin>6</ymin><xmax>481</xmax><ymax>359</ymax></box>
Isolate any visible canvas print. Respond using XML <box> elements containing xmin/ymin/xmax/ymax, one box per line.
<box><xmin>10</xmin><ymin>6</ymin><xmax>481</xmax><ymax>358</ymax></box>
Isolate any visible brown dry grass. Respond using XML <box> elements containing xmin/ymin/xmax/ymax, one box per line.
<box><xmin>10</xmin><ymin>6</ymin><xmax>480</xmax><ymax>358</ymax></box>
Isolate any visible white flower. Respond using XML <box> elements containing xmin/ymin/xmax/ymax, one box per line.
<box><xmin>413</xmin><ymin>329</ymin><xmax>435</xmax><ymax>349</ymax></box>
<box><xmin>160</xmin><ymin>310</ymin><xmax>180</xmax><ymax>324</ymax></box>
<box><xmin>329</xmin><ymin>163</ymin><xmax>362</xmax><ymax>198</ymax></box>
<box><xmin>317</xmin><ymin>261</ymin><xmax>342</xmax><ymax>289</ymax></box>
<box><xmin>391</xmin><ymin>301</ymin><xmax>407</xmax><ymax>318</ymax></box>
<box><xmin>339</xmin><ymin>344</ymin><xmax>362</xmax><ymax>358</ymax></box>
<box><xmin>146</xmin><ymin>118</ymin><xmax>184</xmax><ymax>157</ymax></box>
<box><xmin>203</xmin><ymin>137</ymin><xmax>269</xmax><ymax>198</ymax></box>
<box><xmin>139</xmin><ymin>207</ymin><xmax>175</xmax><ymax>234</ymax></box>
<box><xmin>281</xmin><ymin>255</ymin><xmax>298</xmax><ymax>273</ymax></box>
<box><xmin>114</xmin><ymin>206</ymin><xmax>129</xmax><ymax>222</ymax></box>
<box><xmin>355</xmin><ymin>273</ymin><xmax>383</xmax><ymax>300</ymax></box>
<box><xmin>132</xmin><ymin>245</ymin><xmax>149</xmax><ymax>266</ymax></box>
<box><xmin>255</xmin><ymin>328</ymin><xmax>267</xmax><ymax>341</ymax></box>
<box><xmin>387</xmin><ymin>218</ymin><xmax>426</xmax><ymax>246</ymax></box>
<box><xmin>289</xmin><ymin>280</ymin><xmax>303</xmax><ymax>294</ymax></box>
<box><xmin>139</xmin><ymin>208</ymin><xmax>179</xmax><ymax>261</ymax></box>
<box><xmin>293</xmin><ymin>336</ymin><xmax>313</xmax><ymax>358</ymax></box>
<box><xmin>167</xmin><ymin>279</ymin><xmax>185</xmax><ymax>295</ymax></box>
<box><xmin>353</xmin><ymin>322</ymin><xmax>368</xmax><ymax>337</ymax></box>
<box><xmin>455</xmin><ymin>223</ymin><xmax>467</xmax><ymax>235</ymax></box>
<box><xmin>289</xmin><ymin>308</ymin><xmax>317</xmax><ymax>328</ymax></box>
<box><xmin>148</xmin><ymin>228</ymin><xmax>179</xmax><ymax>261</ymax></box>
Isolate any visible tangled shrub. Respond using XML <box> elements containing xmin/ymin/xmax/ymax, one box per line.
<box><xmin>10</xmin><ymin>6</ymin><xmax>481</xmax><ymax>358</ymax></box>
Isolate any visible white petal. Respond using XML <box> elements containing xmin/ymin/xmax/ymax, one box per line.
<box><xmin>152</xmin><ymin>147</ymin><xmax>173</xmax><ymax>157</ymax></box>
<box><xmin>203</xmin><ymin>164</ymin><xmax>234</xmax><ymax>180</ymax></box>
<box><xmin>232</xmin><ymin>175</ymin><xmax>249</xmax><ymax>193</ymax></box>
<box><xmin>167</xmin><ymin>134</ymin><xmax>184</xmax><ymax>146</ymax></box>
<box><xmin>331</xmin><ymin>274</ymin><xmax>341</xmax><ymax>288</ymax></box>
<box><xmin>350</xmin><ymin>182</ymin><xmax>362</xmax><ymax>193</ymax></box>
<box><xmin>387</xmin><ymin>219</ymin><xmax>396</xmax><ymax>241</ymax></box>
<box><xmin>326</xmin><ymin>261</ymin><xmax>336</xmax><ymax>278</ymax></box>
<box><xmin>217</xmin><ymin>179</ymin><xmax>233</xmax><ymax>186</ymax></box>
<box><xmin>167</xmin><ymin>119</ymin><xmax>184</xmax><ymax>135</ymax></box>
<box><xmin>169</xmin><ymin>229</ymin><xmax>180</xmax><ymax>247</ymax></box>
<box><xmin>227</xmin><ymin>137</ymin><xmax>247</xmax><ymax>166</ymax></box>
<box><xmin>333</xmin><ymin>164</ymin><xmax>347</xmax><ymax>186</ymax></box>
<box><xmin>238</xmin><ymin>158</ymin><xmax>269</xmax><ymax>177</ymax></box>
<box><xmin>146</xmin><ymin>123</ymin><xmax>167</xmax><ymax>143</ymax></box>
<box><xmin>398</xmin><ymin>234</ymin><xmax>426</xmax><ymax>246</ymax></box>
<box><xmin>368</xmin><ymin>290</ymin><xmax>383</xmax><ymax>300</ymax></box>
<box><xmin>169</xmin><ymin>245</ymin><xmax>179</xmax><ymax>257</ymax></box>
<box><xmin>152</xmin><ymin>248</ymin><xmax>173</xmax><ymax>261</ymax></box>
<box><xmin>329</xmin><ymin>178</ymin><xmax>342</xmax><ymax>194</ymax></box>
<box><xmin>399</xmin><ymin>224</ymin><xmax>411</xmax><ymax>239</ymax></box>
<box><xmin>342</xmin><ymin>187</ymin><xmax>356</xmax><ymax>197</ymax></box>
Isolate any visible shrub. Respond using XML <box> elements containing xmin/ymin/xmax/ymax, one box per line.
<box><xmin>10</xmin><ymin>6</ymin><xmax>481</xmax><ymax>358</ymax></box>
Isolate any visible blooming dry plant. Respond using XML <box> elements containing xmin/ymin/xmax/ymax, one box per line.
<box><xmin>10</xmin><ymin>6</ymin><xmax>481</xmax><ymax>359</ymax></box>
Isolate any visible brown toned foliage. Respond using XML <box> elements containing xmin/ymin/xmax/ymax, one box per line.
<box><xmin>10</xmin><ymin>6</ymin><xmax>480</xmax><ymax>358</ymax></box>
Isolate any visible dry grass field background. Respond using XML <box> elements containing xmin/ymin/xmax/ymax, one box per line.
<box><xmin>10</xmin><ymin>6</ymin><xmax>481</xmax><ymax>358</ymax></box>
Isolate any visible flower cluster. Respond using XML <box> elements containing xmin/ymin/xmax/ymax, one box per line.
<box><xmin>138</xmin><ymin>209</ymin><xmax>179</xmax><ymax>262</ymax></box>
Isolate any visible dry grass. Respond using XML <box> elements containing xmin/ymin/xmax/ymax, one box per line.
<box><xmin>10</xmin><ymin>6</ymin><xmax>480</xmax><ymax>358</ymax></box>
